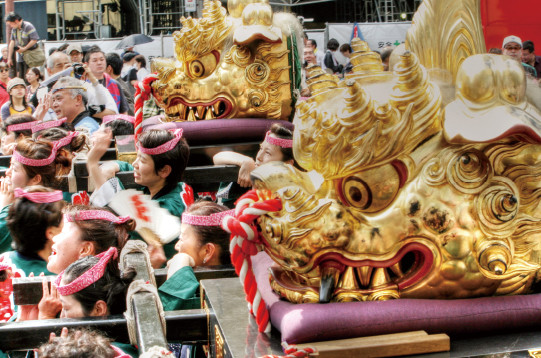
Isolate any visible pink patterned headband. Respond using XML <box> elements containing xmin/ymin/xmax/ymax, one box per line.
<box><xmin>13</xmin><ymin>131</ymin><xmax>78</xmax><ymax>167</ymax></box>
<box><xmin>6</xmin><ymin>121</ymin><xmax>35</xmax><ymax>133</ymax></box>
<box><xmin>14</xmin><ymin>188</ymin><xmax>63</xmax><ymax>203</ymax></box>
<box><xmin>265</xmin><ymin>131</ymin><xmax>293</xmax><ymax>148</ymax></box>
<box><xmin>137</xmin><ymin>129</ymin><xmax>183</xmax><ymax>155</ymax></box>
<box><xmin>64</xmin><ymin>210</ymin><xmax>131</xmax><ymax>224</ymax></box>
<box><xmin>54</xmin><ymin>247</ymin><xmax>118</xmax><ymax>296</ymax></box>
<box><xmin>31</xmin><ymin>118</ymin><xmax>67</xmax><ymax>133</ymax></box>
<box><xmin>182</xmin><ymin>209</ymin><xmax>235</xmax><ymax>226</ymax></box>
<box><xmin>102</xmin><ymin>114</ymin><xmax>135</xmax><ymax>125</ymax></box>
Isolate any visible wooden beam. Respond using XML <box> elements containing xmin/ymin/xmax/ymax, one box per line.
<box><xmin>295</xmin><ymin>331</ymin><xmax>450</xmax><ymax>358</ymax></box>
<box><xmin>13</xmin><ymin>265</ymin><xmax>236</xmax><ymax>305</ymax></box>
<box><xmin>132</xmin><ymin>292</ymin><xmax>169</xmax><ymax>353</ymax></box>
<box><xmin>0</xmin><ymin>165</ymin><xmax>241</xmax><ymax>193</ymax></box>
<box><xmin>0</xmin><ymin>309</ymin><xmax>208</xmax><ymax>351</ymax></box>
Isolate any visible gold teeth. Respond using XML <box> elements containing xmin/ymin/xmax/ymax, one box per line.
<box><xmin>165</xmin><ymin>101</ymin><xmax>227</xmax><ymax>121</ymax></box>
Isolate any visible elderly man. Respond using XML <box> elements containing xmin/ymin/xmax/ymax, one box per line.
<box><xmin>522</xmin><ymin>40</ymin><xmax>541</xmax><ymax>79</ymax></box>
<box><xmin>51</xmin><ymin>77</ymin><xmax>99</xmax><ymax>134</ymax></box>
<box><xmin>502</xmin><ymin>35</ymin><xmax>537</xmax><ymax>78</ymax></box>
<box><xmin>5</xmin><ymin>12</ymin><xmax>41</xmax><ymax>78</ymax></box>
<box><xmin>31</xmin><ymin>51</ymin><xmax>118</xmax><ymax>121</ymax></box>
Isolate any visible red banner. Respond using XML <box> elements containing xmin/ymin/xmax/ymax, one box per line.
<box><xmin>481</xmin><ymin>0</ymin><xmax>541</xmax><ymax>51</ymax></box>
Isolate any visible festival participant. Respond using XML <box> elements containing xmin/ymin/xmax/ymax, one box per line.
<box><xmin>1</xmin><ymin>78</ymin><xmax>34</xmax><ymax>121</ymax></box>
<box><xmin>159</xmin><ymin>201</ymin><xmax>231</xmax><ymax>310</ymax></box>
<box><xmin>1</xmin><ymin>114</ymin><xmax>36</xmax><ymax>155</ymax></box>
<box><xmin>0</xmin><ymin>133</ymin><xmax>84</xmax><ymax>253</ymax></box>
<box><xmin>47</xmin><ymin>206</ymin><xmax>135</xmax><ymax>274</ymax></box>
<box><xmin>0</xmin><ymin>62</ymin><xmax>11</xmax><ymax>108</ymax></box>
<box><xmin>38</xmin><ymin>328</ymin><xmax>132</xmax><ymax>358</ymax></box>
<box><xmin>213</xmin><ymin>123</ymin><xmax>295</xmax><ymax>206</ymax></box>
<box><xmin>87</xmin><ymin>128</ymin><xmax>191</xmax><ymax>261</ymax></box>
<box><xmin>25</xmin><ymin>67</ymin><xmax>42</xmax><ymax>102</ymax></box>
<box><xmin>30</xmin><ymin>117</ymin><xmax>70</xmax><ymax>138</ymax></box>
<box><xmin>39</xmin><ymin>248</ymin><xmax>138</xmax><ymax>356</ymax></box>
<box><xmin>1</xmin><ymin>186</ymin><xmax>64</xmax><ymax>277</ymax></box>
<box><xmin>102</xmin><ymin>114</ymin><xmax>134</xmax><ymax>136</ymax></box>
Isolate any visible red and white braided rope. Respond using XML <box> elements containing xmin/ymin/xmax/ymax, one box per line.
<box><xmin>134</xmin><ymin>73</ymin><xmax>159</xmax><ymax>141</ymax></box>
<box><xmin>222</xmin><ymin>190</ymin><xmax>282</xmax><ymax>333</ymax></box>
<box><xmin>259</xmin><ymin>343</ymin><xmax>318</xmax><ymax>358</ymax></box>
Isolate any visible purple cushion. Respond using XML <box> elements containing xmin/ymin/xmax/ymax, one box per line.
<box><xmin>251</xmin><ymin>252</ymin><xmax>541</xmax><ymax>344</ymax></box>
<box><xmin>142</xmin><ymin>118</ymin><xmax>294</xmax><ymax>146</ymax></box>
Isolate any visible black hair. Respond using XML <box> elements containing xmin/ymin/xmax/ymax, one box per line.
<box><xmin>340</xmin><ymin>43</ymin><xmax>352</xmax><ymax>54</ymax></box>
<box><xmin>185</xmin><ymin>200</ymin><xmax>231</xmax><ymax>265</ymax></box>
<box><xmin>7</xmin><ymin>185</ymin><xmax>65</xmax><ymax>256</ymax></box>
<box><xmin>62</xmin><ymin>255</ymin><xmax>136</xmax><ymax>316</ymax></box>
<box><xmin>327</xmin><ymin>38</ymin><xmax>340</xmax><ymax>51</ymax></box>
<box><xmin>84</xmin><ymin>46</ymin><xmax>105</xmax><ymax>63</ymax></box>
<box><xmin>105</xmin><ymin>52</ymin><xmax>123</xmax><ymax>76</ymax></box>
<box><xmin>5</xmin><ymin>12</ymin><xmax>21</xmax><ymax>22</ymax></box>
<box><xmin>134</xmin><ymin>55</ymin><xmax>147</xmax><ymax>69</ymax></box>
<box><xmin>28</xmin><ymin>67</ymin><xmax>44</xmax><ymax>81</ymax></box>
<box><xmin>56</xmin><ymin>43</ymin><xmax>70</xmax><ymax>52</ymax></box>
<box><xmin>3</xmin><ymin>114</ymin><xmax>36</xmax><ymax>138</ymax></box>
<box><xmin>269</xmin><ymin>123</ymin><xmax>294</xmax><ymax>164</ymax></box>
<box><xmin>104</xmin><ymin>119</ymin><xmax>134</xmax><ymax>136</ymax></box>
<box><xmin>138</xmin><ymin>130</ymin><xmax>190</xmax><ymax>193</ymax></box>
<box><xmin>523</xmin><ymin>40</ymin><xmax>535</xmax><ymax>53</ymax></box>
<box><xmin>308</xmin><ymin>39</ymin><xmax>317</xmax><ymax>48</ymax></box>
<box><xmin>34</xmin><ymin>127</ymin><xmax>88</xmax><ymax>155</ymax></box>
<box><xmin>64</xmin><ymin>205</ymin><xmax>136</xmax><ymax>255</ymax></box>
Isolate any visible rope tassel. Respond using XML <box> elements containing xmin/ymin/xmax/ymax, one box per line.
<box><xmin>134</xmin><ymin>73</ymin><xmax>159</xmax><ymax>141</ymax></box>
<box><xmin>221</xmin><ymin>190</ymin><xmax>282</xmax><ymax>333</ymax></box>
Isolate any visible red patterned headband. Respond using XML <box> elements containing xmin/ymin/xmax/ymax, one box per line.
<box><xmin>182</xmin><ymin>209</ymin><xmax>235</xmax><ymax>226</ymax></box>
<box><xmin>6</xmin><ymin>121</ymin><xmax>35</xmax><ymax>133</ymax></box>
<box><xmin>102</xmin><ymin>114</ymin><xmax>135</xmax><ymax>125</ymax></box>
<box><xmin>265</xmin><ymin>131</ymin><xmax>293</xmax><ymax>148</ymax></box>
<box><xmin>31</xmin><ymin>118</ymin><xmax>67</xmax><ymax>133</ymax></box>
<box><xmin>13</xmin><ymin>131</ymin><xmax>78</xmax><ymax>167</ymax></box>
<box><xmin>54</xmin><ymin>247</ymin><xmax>118</xmax><ymax>296</ymax></box>
<box><xmin>137</xmin><ymin>129</ymin><xmax>183</xmax><ymax>155</ymax></box>
<box><xmin>14</xmin><ymin>188</ymin><xmax>63</xmax><ymax>203</ymax></box>
<box><xmin>64</xmin><ymin>210</ymin><xmax>131</xmax><ymax>224</ymax></box>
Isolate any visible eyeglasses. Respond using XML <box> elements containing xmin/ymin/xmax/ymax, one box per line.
<box><xmin>0</xmin><ymin>69</ymin><xmax>9</xmax><ymax>73</ymax></box>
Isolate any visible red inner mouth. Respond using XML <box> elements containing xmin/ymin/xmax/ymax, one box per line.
<box><xmin>315</xmin><ymin>242</ymin><xmax>434</xmax><ymax>290</ymax></box>
<box><xmin>166</xmin><ymin>97</ymin><xmax>232</xmax><ymax>120</ymax></box>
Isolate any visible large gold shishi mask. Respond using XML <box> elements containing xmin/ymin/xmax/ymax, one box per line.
<box><xmin>150</xmin><ymin>0</ymin><xmax>302</xmax><ymax>122</ymax></box>
<box><xmin>249</xmin><ymin>0</ymin><xmax>541</xmax><ymax>303</ymax></box>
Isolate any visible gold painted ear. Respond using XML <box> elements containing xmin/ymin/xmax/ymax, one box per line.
<box><xmin>405</xmin><ymin>0</ymin><xmax>485</xmax><ymax>83</ymax></box>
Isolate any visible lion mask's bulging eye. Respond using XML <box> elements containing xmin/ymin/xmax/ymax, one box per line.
<box><xmin>186</xmin><ymin>51</ymin><xmax>219</xmax><ymax>79</ymax></box>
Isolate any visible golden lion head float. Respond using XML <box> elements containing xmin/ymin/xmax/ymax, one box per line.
<box><xmin>246</xmin><ymin>0</ymin><xmax>541</xmax><ymax>303</ymax></box>
<box><xmin>150</xmin><ymin>0</ymin><xmax>303</xmax><ymax>122</ymax></box>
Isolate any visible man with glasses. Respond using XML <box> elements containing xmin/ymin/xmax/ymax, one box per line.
<box><xmin>50</xmin><ymin>77</ymin><xmax>100</xmax><ymax>134</ymax></box>
<box><xmin>0</xmin><ymin>63</ymin><xmax>9</xmax><ymax>108</ymax></box>
<box><xmin>502</xmin><ymin>35</ymin><xmax>537</xmax><ymax>79</ymax></box>
<box><xmin>31</xmin><ymin>51</ymin><xmax>117</xmax><ymax>122</ymax></box>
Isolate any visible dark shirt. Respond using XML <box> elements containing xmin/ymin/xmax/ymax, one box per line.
<box><xmin>11</xmin><ymin>21</ymin><xmax>39</xmax><ymax>63</ymax></box>
<box><xmin>534</xmin><ymin>56</ymin><xmax>541</xmax><ymax>79</ymax></box>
